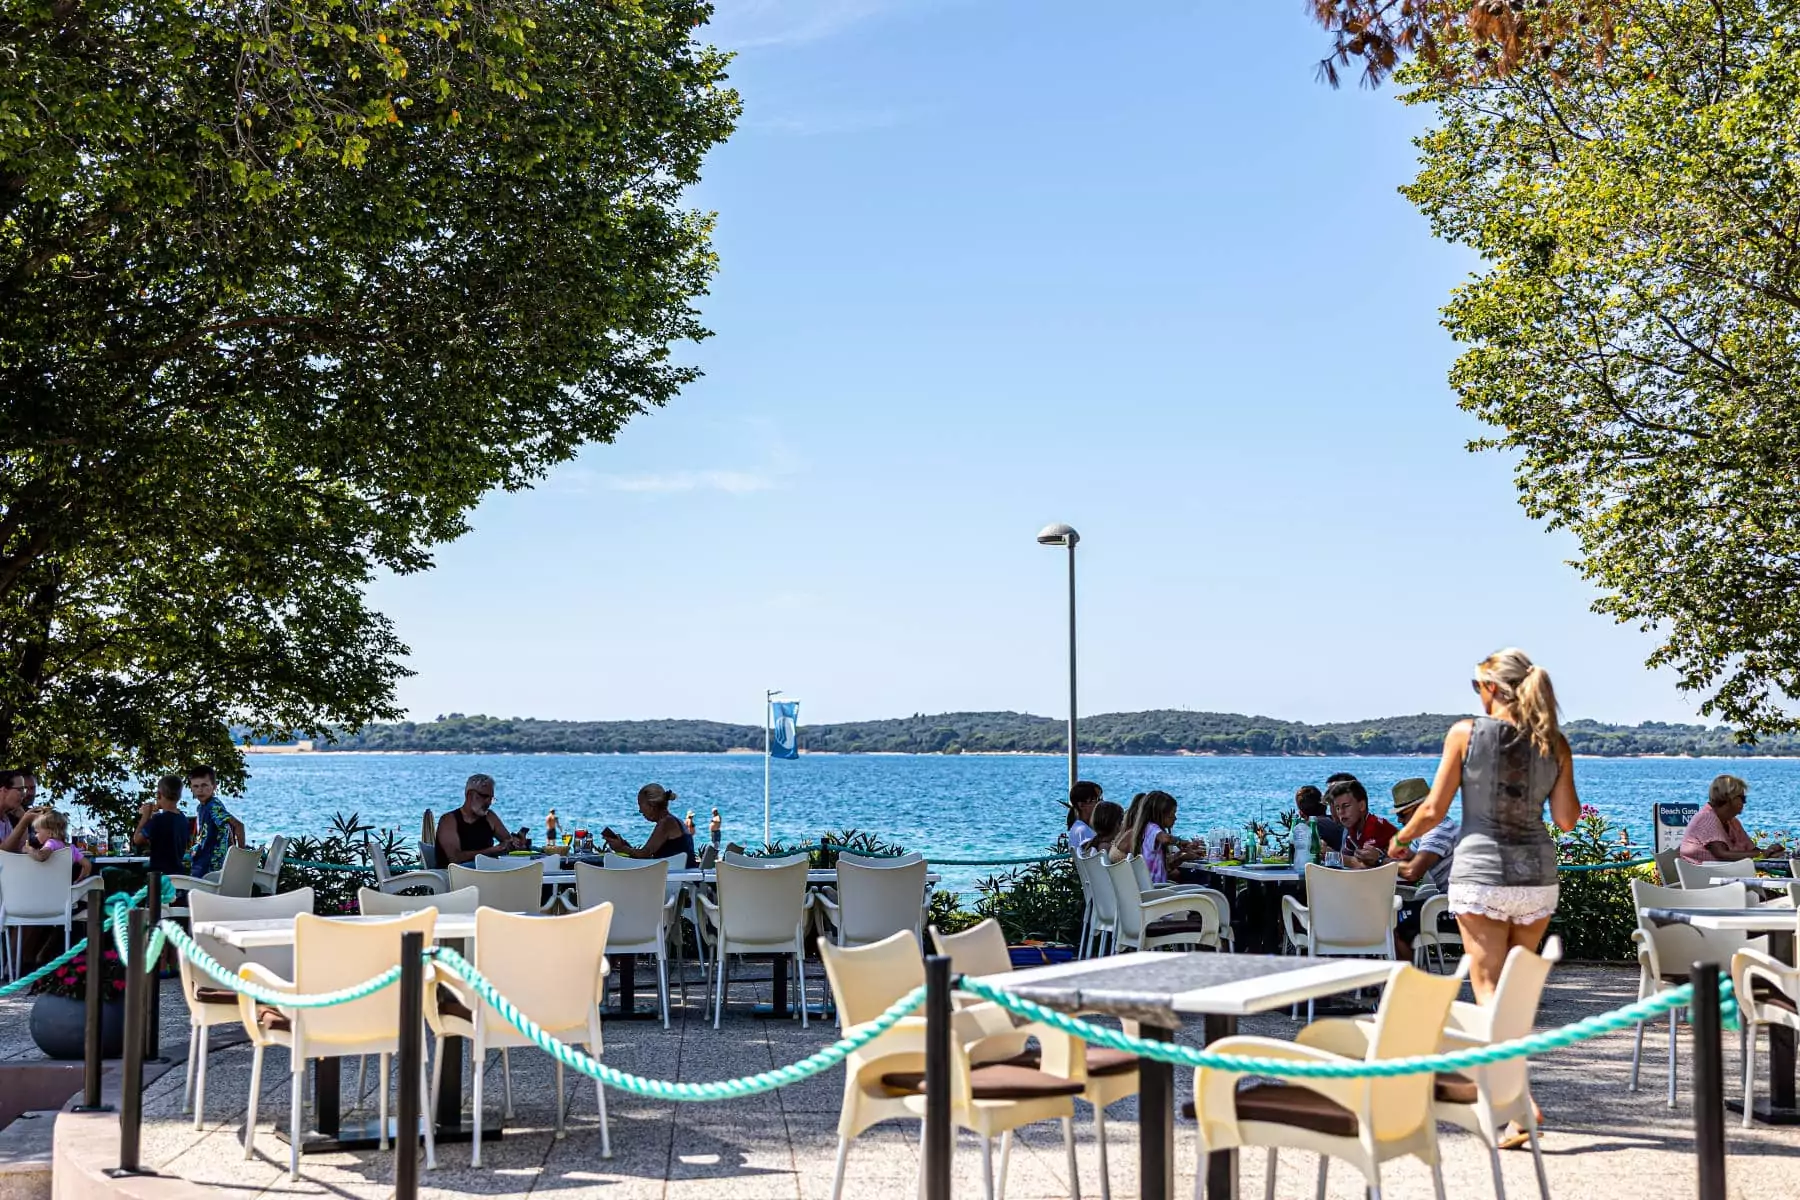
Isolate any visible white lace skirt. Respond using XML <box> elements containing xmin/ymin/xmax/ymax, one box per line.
<box><xmin>1446</xmin><ymin>882</ymin><xmax>1559</xmax><ymax>925</ymax></box>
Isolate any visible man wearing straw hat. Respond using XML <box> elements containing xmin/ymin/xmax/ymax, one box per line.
<box><xmin>1391</xmin><ymin>776</ymin><xmax>1459</xmax><ymax>962</ymax></box>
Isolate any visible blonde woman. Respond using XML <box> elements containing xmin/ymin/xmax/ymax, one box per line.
<box><xmin>1390</xmin><ymin>648</ymin><xmax>1580</xmax><ymax>1003</ymax></box>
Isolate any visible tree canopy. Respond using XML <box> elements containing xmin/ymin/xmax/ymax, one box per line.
<box><xmin>0</xmin><ymin>0</ymin><xmax>738</xmax><ymax>821</ymax></box>
<box><xmin>1402</xmin><ymin>0</ymin><xmax>1800</xmax><ymax>734</ymax></box>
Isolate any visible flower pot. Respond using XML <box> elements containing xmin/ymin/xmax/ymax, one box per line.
<box><xmin>29</xmin><ymin>994</ymin><xmax>125</xmax><ymax>1060</ymax></box>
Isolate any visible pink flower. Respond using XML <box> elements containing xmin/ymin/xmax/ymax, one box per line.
<box><xmin>103</xmin><ymin>950</ymin><xmax>118</xmax><ymax>961</ymax></box>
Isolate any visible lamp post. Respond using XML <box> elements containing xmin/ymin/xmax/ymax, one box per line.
<box><xmin>1036</xmin><ymin>523</ymin><xmax>1080</xmax><ymax>793</ymax></box>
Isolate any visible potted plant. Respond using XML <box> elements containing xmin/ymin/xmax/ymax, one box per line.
<box><xmin>28</xmin><ymin>943</ymin><xmax>128</xmax><ymax>1060</ymax></box>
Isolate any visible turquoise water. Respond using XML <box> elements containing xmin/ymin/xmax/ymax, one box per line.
<box><xmin>218</xmin><ymin>752</ymin><xmax>1800</xmax><ymax>890</ymax></box>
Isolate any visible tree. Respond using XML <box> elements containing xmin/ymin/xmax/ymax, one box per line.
<box><xmin>1307</xmin><ymin>0</ymin><xmax>1620</xmax><ymax>88</ymax></box>
<box><xmin>1401</xmin><ymin>0</ymin><xmax>1800</xmax><ymax>733</ymax></box>
<box><xmin>0</xmin><ymin>0</ymin><xmax>738</xmax><ymax>823</ymax></box>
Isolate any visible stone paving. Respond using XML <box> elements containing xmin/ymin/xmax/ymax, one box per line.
<box><xmin>5</xmin><ymin>961</ymin><xmax>1797</xmax><ymax>1199</ymax></box>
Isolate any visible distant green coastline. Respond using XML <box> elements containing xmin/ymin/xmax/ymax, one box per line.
<box><xmin>243</xmin><ymin>710</ymin><xmax>1800</xmax><ymax>758</ymax></box>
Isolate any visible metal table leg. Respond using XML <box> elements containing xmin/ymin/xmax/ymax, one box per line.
<box><xmin>1139</xmin><ymin>1024</ymin><xmax>1176</xmax><ymax>1200</ymax></box>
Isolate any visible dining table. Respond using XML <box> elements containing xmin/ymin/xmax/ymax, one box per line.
<box><xmin>974</xmin><ymin>951</ymin><xmax>1398</xmax><ymax>1200</ymax></box>
<box><xmin>194</xmin><ymin>913</ymin><xmax>491</xmax><ymax>1152</ymax></box>
<box><xmin>1642</xmin><ymin>905</ymin><xmax>1799</xmax><ymax>1125</ymax></box>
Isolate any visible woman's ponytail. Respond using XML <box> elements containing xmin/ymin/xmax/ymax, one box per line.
<box><xmin>1476</xmin><ymin>648</ymin><xmax>1564</xmax><ymax>758</ymax></box>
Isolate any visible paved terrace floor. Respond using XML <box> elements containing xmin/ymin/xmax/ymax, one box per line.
<box><xmin>3</xmin><ymin>963</ymin><xmax>1793</xmax><ymax>1199</ymax></box>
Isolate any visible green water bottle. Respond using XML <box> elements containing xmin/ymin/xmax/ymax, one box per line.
<box><xmin>1308</xmin><ymin>818</ymin><xmax>1321</xmax><ymax>865</ymax></box>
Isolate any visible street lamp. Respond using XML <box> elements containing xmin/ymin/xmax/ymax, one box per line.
<box><xmin>1036</xmin><ymin>523</ymin><xmax>1080</xmax><ymax>793</ymax></box>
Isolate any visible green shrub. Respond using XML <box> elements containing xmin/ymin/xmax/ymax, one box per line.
<box><xmin>1549</xmin><ymin>807</ymin><xmax>1654</xmax><ymax>962</ymax></box>
<box><xmin>971</xmin><ymin>837</ymin><xmax>1083</xmax><ymax>945</ymax></box>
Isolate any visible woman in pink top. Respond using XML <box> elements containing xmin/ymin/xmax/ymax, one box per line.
<box><xmin>1679</xmin><ymin>775</ymin><xmax>1784</xmax><ymax>864</ymax></box>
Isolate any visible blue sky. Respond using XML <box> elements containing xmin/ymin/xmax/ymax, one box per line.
<box><xmin>367</xmin><ymin>0</ymin><xmax>1701</xmax><ymax>730</ymax></box>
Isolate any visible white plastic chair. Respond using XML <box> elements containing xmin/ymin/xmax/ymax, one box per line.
<box><xmin>1731</xmin><ymin>908</ymin><xmax>1800</xmax><ymax>1127</ymax></box>
<box><xmin>239</xmin><ymin>909</ymin><xmax>438</xmax><ymax>1180</ymax></box>
<box><xmin>1189</xmin><ymin>964</ymin><xmax>1462</xmax><ymax>1200</ymax></box>
<box><xmin>817</xmin><ymin>930</ymin><xmax>1086</xmax><ymax>1200</ymax></box>
<box><xmin>0</xmin><ymin>849</ymin><xmax>100</xmax><ymax>977</ymax></box>
<box><xmin>574</xmin><ymin>860</ymin><xmax>680</xmax><ymax>1027</ymax></box>
<box><xmin>1675</xmin><ymin>857</ymin><xmax>1757</xmax><ymax>889</ymax></box>
<box><xmin>1282</xmin><ymin>863</ymin><xmax>1400</xmax><ymax>1022</ymax></box>
<box><xmin>251</xmin><ymin>835</ymin><xmax>290</xmax><ymax>895</ymax></box>
<box><xmin>165</xmin><ymin>845</ymin><xmax>261</xmax><ymax>919</ymax></box>
<box><xmin>698</xmin><ymin>857</ymin><xmax>816</xmax><ymax>1028</ymax></box>
<box><xmin>933</xmin><ymin>919</ymin><xmax>1138</xmax><ymax>1200</ymax></box>
<box><xmin>367</xmin><ymin>836</ymin><xmax>446</xmax><ymax>895</ymax></box>
<box><xmin>446</xmin><ymin>860</ymin><xmax>559</xmax><ymax>913</ymax></box>
<box><xmin>181</xmin><ymin>888</ymin><xmax>316</xmax><ymax>1129</ymax></box>
<box><xmin>1653</xmin><ymin>848</ymin><xmax>1682</xmax><ymax>887</ymax></box>
<box><xmin>429</xmin><ymin>904</ymin><xmax>614</xmax><ymax>1166</ymax></box>
<box><xmin>357</xmin><ymin>885</ymin><xmax>480</xmax><ymax>917</ymax></box>
<box><xmin>1072</xmin><ymin>852</ymin><xmax>1118</xmax><ymax>957</ymax></box>
<box><xmin>815</xmin><ymin>855</ymin><xmax>929</xmax><ymax>948</ymax></box>
<box><xmin>1105</xmin><ymin>857</ymin><xmax>1223</xmax><ymax>954</ymax></box>
<box><xmin>1412</xmin><ymin>893</ymin><xmax>1463</xmax><ymax>974</ymax></box>
<box><xmin>1629</xmin><ymin>878</ymin><xmax>1759</xmax><ymax>1106</ymax></box>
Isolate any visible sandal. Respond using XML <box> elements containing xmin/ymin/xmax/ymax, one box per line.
<box><xmin>1498</xmin><ymin>1123</ymin><xmax>1532</xmax><ymax>1150</ymax></box>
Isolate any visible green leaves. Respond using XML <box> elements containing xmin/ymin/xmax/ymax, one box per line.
<box><xmin>1402</xmin><ymin>0</ymin><xmax>1800</xmax><ymax>736</ymax></box>
<box><xmin>0</xmin><ymin>0</ymin><xmax>738</xmax><ymax>825</ymax></box>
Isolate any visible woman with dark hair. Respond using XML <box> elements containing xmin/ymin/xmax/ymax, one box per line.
<box><xmin>602</xmin><ymin>783</ymin><xmax>697</xmax><ymax>868</ymax></box>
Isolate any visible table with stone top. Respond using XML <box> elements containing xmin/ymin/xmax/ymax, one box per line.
<box><xmin>974</xmin><ymin>951</ymin><xmax>1396</xmax><ymax>1200</ymax></box>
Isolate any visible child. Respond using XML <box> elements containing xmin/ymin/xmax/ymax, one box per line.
<box><xmin>134</xmin><ymin>773</ymin><xmax>193</xmax><ymax>876</ymax></box>
<box><xmin>30</xmin><ymin>809</ymin><xmax>93</xmax><ymax>880</ymax></box>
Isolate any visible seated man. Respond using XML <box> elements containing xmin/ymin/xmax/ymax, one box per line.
<box><xmin>1326</xmin><ymin>776</ymin><xmax>1399</xmax><ymax>869</ymax></box>
<box><xmin>602</xmin><ymin>783</ymin><xmax>696</xmax><ymax>868</ymax></box>
<box><xmin>1293</xmin><ymin>784</ymin><xmax>1345</xmax><ymax>853</ymax></box>
<box><xmin>0</xmin><ymin>770</ymin><xmax>37</xmax><ymax>854</ymax></box>
<box><xmin>1390</xmin><ymin>778</ymin><xmax>1458</xmax><ymax>961</ymax></box>
<box><xmin>436</xmin><ymin>773</ymin><xmax>528</xmax><ymax>867</ymax></box>
<box><xmin>1680</xmin><ymin>774</ymin><xmax>1785</xmax><ymax>864</ymax></box>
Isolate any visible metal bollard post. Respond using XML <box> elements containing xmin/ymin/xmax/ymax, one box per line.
<box><xmin>74</xmin><ymin>902</ymin><xmax>110</xmax><ymax>1112</ymax></box>
<box><xmin>144</xmin><ymin>874</ymin><xmax>163</xmax><ymax>1062</ymax></box>
<box><xmin>1690</xmin><ymin>963</ymin><xmax>1726</xmax><ymax>1200</ymax></box>
<box><xmin>924</xmin><ymin>955</ymin><xmax>952</xmax><ymax>1200</ymax></box>
<box><xmin>395</xmin><ymin>931</ymin><xmax>424</xmax><ymax>1200</ymax></box>
<box><xmin>113</xmin><ymin>908</ymin><xmax>150</xmax><ymax>1176</ymax></box>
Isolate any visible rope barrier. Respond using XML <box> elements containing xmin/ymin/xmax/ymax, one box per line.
<box><xmin>155</xmin><ymin>919</ymin><xmax>403</xmax><ymax>1006</ymax></box>
<box><xmin>0</xmin><ymin>881</ymin><xmax>164</xmax><ymax>997</ymax></box>
<box><xmin>954</xmin><ymin>971</ymin><xmax>1739</xmax><ymax>1076</ymax></box>
<box><xmin>1558</xmin><ymin>857</ymin><xmax>1656</xmax><ymax>873</ymax></box>
<box><xmin>428</xmin><ymin>945</ymin><xmax>924</xmax><ymax>1099</ymax></box>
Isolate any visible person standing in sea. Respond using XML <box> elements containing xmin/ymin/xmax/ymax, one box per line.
<box><xmin>1389</xmin><ymin>648</ymin><xmax>1580</xmax><ymax>1005</ymax></box>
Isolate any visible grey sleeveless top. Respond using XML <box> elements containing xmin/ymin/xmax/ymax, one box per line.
<box><xmin>1448</xmin><ymin>716</ymin><xmax>1562</xmax><ymax>889</ymax></box>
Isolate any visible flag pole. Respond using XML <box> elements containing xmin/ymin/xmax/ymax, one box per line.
<box><xmin>764</xmin><ymin>689</ymin><xmax>776</xmax><ymax>847</ymax></box>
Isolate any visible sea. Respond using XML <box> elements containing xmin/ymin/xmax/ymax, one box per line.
<box><xmin>212</xmin><ymin>751</ymin><xmax>1800</xmax><ymax>893</ymax></box>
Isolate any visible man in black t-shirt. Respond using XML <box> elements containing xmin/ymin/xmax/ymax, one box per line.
<box><xmin>134</xmin><ymin>773</ymin><xmax>193</xmax><ymax>876</ymax></box>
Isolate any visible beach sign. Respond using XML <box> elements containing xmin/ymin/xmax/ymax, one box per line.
<box><xmin>1653</xmin><ymin>801</ymin><xmax>1700</xmax><ymax>854</ymax></box>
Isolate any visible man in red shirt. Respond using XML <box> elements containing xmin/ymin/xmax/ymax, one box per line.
<box><xmin>1327</xmin><ymin>777</ymin><xmax>1400</xmax><ymax>869</ymax></box>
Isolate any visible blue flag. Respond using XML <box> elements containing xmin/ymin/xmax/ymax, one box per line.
<box><xmin>770</xmin><ymin>700</ymin><xmax>799</xmax><ymax>760</ymax></box>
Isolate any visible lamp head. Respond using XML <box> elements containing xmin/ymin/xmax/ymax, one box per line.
<box><xmin>1036</xmin><ymin>523</ymin><xmax>1080</xmax><ymax>547</ymax></box>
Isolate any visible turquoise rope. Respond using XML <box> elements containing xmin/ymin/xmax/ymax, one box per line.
<box><xmin>0</xmin><ymin>883</ymin><xmax>156</xmax><ymax>997</ymax></box>
<box><xmin>429</xmin><ymin>945</ymin><xmax>924</xmax><ymax>1100</ymax></box>
<box><xmin>156</xmin><ymin>919</ymin><xmax>403</xmax><ymax>1006</ymax></box>
<box><xmin>1558</xmin><ymin>858</ymin><xmax>1655</xmax><ymax>873</ymax></box>
<box><xmin>955</xmin><ymin>972</ymin><xmax>1739</xmax><ymax>1076</ymax></box>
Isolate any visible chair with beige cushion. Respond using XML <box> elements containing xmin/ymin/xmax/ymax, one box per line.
<box><xmin>1629</xmin><ymin>878</ymin><xmax>1760</xmax><ymax>1106</ymax></box>
<box><xmin>179</xmin><ymin>888</ymin><xmax>315</xmax><ymax>1129</ymax></box>
<box><xmin>239</xmin><ymin>909</ymin><xmax>437</xmax><ymax>1179</ymax></box>
<box><xmin>933</xmin><ymin>918</ymin><xmax>1138</xmax><ymax>1200</ymax></box>
<box><xmin>817</xmin><ymin>930</ymin><xmax>1086</xmax><ymax>1200</ymax></box>
<box><xmin>1188</xmin><ymin>963</ymin><xmax>1462</xmax><ymax>1200</ymax></box>
<box><xmin>446</xmin><ymin>860</ymin><xmax>559</xmax><ymax>913</ymax></box>
<box><xmin>429</xmin><ymin>904</ymin><xmax>614</xmax><ymax>1166</ymax></box>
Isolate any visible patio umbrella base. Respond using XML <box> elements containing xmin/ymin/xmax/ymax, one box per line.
<box><xmin>1727</xmin><ymin>1099</ymin><xmax>1800</xmax><ymax>1126</ymax></box>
